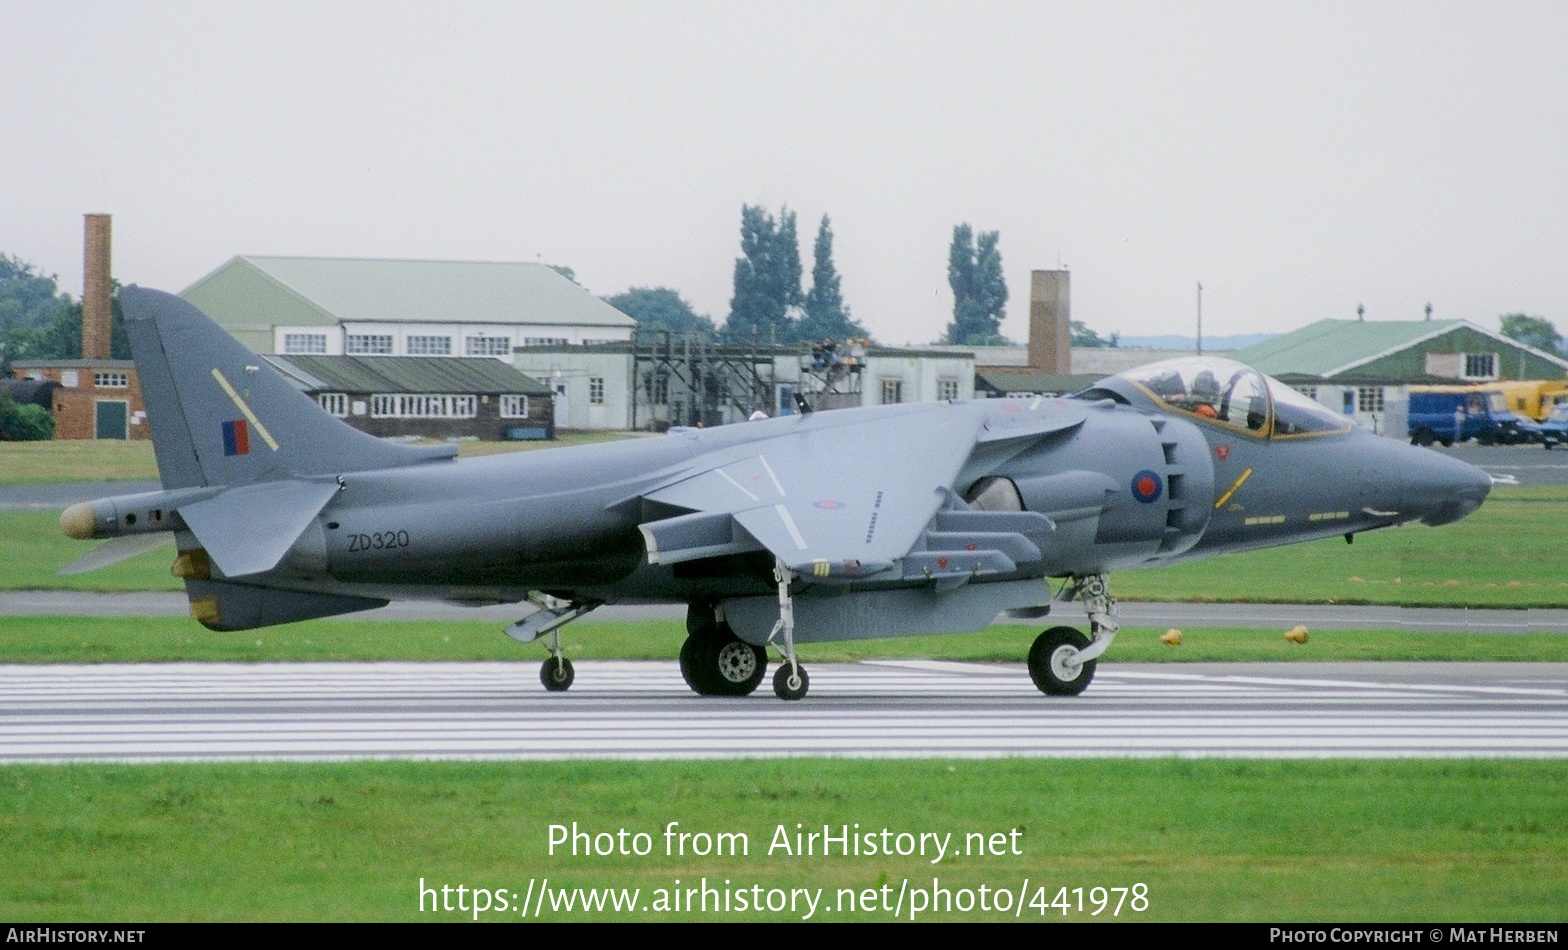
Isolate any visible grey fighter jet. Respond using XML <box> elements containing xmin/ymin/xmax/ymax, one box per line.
<box><xmin>61</xmin><ymin>289</ymin><xmax>1492</xmax><ymax>700</ymax></box>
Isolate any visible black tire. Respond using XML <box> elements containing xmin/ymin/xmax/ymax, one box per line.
<box><xmin>679</xmin><ymin>623</ymin><xmax>766</xmax><ymax>697</ymax></box>
<box><xmin>1439</xmin><ymin>438</ymin><xmax>1453</xmax><ymax>447</ymax></box>
<box><xmin>540</xmin><ymin>656</ymin><xmax>575</xmax><ymax>692</ymax></box>
<box><xmin>1028</xmin><ymin>626</ymin><xmax>1096</xmax><ymax>696</ymax></box>
<box><xmin>1476</xmin><ymin>429</ymin><xmax>1496</xmax><ymax>446</ymax></box>
<box><xmin>773</xmin><ymin>663</ymin><xmax>809</xmax><ymax>701</ymax></box>
<box><xmin>1412</xmin><ymin>427</ymin><xmax>1435</xmax><ymax>447</ymax></box>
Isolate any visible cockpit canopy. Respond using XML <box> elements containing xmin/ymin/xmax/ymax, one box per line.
<box><xmin>1107</xmin><ymin>357</ymin><xmax>1352</xmax><ymax>438</ymax></box>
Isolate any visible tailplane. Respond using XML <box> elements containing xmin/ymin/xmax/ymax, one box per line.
<box><xmin>121</xmin><ymin>286</ymin><xmax>454</xmax><ymax>488</ymax></box>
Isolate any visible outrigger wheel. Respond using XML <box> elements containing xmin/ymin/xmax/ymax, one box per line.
<box><xmin>540</xmin><ymin>655</ymin><xmax>575</xmax><ymax>692</ymax></box>
<box><xmin>773</xmin><ymin>663</ymin><xmax>809</xmax><ymax>701</ymax></box>
<box><xmin>1028</xmin><ymin>626</ymin><xmax>1095</xmax><ymax>696</ymax></box>
<box><xmin>680</xmin><ymin>611</ymin><xmax>767</xmax><ymax>697</ymax></box>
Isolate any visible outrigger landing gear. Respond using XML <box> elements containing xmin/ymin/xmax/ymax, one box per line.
<box><xmin>766</xmin><ymin>560</ymin><xmax>808</xmax><ymax>701</ymax></box>
<box><xmin>1028</xmin><ymin>573</ymin><xmax>1119</xmax><ymax>697</ymax></box>
<box><xmin>680</xmin><ymin>604</ymin><xmax>767</xmax><ymax>697</ymax></box>
<box><xmin>506</xmin><ymin>594</ymin><xmax>599</xmax><ymax>693</ymax></box>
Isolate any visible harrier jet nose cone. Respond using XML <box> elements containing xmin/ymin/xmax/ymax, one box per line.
<box><xmin>1405</xmin><ymin>450</ymin><xmax>1492</xmax><ymax>526</ymax></box>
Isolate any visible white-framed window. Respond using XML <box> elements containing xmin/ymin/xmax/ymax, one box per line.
<box><xmin>881</xmin><ymin>378</ymin><xmax>904</xmax><ymax>404</ymax></box>
<box><xmin>522</xmin><ymin>336</ymin><xmax>569</xmax><ymax>347</ymax></box>
<box><xmin>465</xmin><ymin>336</ymin><xmax>512</xmax><ymax>357</ymax></box>
<box><xmin>317</xmin><ymin>393</ymin><xmax>349</xmax><ymax>417</ymax></box>
<box><xmin>589</xmin><ymin>377</ymin><xmax>605</xmax><ymax>405</ymax></box>
<box><xmin>1295</xmin><ymin>385</ymin><xmax>1318</xmax><ymax>401</ymax></box>
<box><xmin>1357</xmin><ymin>387</ymin><xmax>1386</xmax><ymax>412</ymax></box>
<box><xmin>346</xmin><ymin>334</ymin><xmax>393</xmax><ymax>355</ymax></box>
<box><xmin>1462</xmin><ymin>353</ymin><xmax>1498</xmax><ymax>380</ymax></box>
<box><xmin>283</xmin><ymin>333</ymin><xmax>328</xmax><ymax>355</ymax></box>
<box><xmin>500</xmin><ymin>395</ymin><xmax>530</xmax><ymax>418</ymax></box>
<box><xmin>370</xmin><ymin>394</ymin><xmax>477</xmax><ymax>418</ymax></box>
<box><xmin>405</xmin><ymin>335</ymin><xmax>452</xmax><ymax>356</ymax></box>
<box><xmin>583</xmin><ymin>338</ymin><xmax>618</xmax><ymax>346</ymax></box>
<box><xmin>93</xmin><ymin>372</ymin><xmax>128</xmax><ymax>388</ymax></box>
<box><xmin>937</xmin><ymin>378</ymin><xmax>960</xmax><ymax>401</ymax></box>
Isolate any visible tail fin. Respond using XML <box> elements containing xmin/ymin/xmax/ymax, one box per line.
<box><xmin>121</xmin><ymin>286</ymin><xmax>455</xmax><ymax>489</ymax></box>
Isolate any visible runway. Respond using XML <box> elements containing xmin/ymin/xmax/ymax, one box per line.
<box><xmin>3</xmin><ymin>660</ymin><xmax>1564</xmax><ymax>763</ymax></box>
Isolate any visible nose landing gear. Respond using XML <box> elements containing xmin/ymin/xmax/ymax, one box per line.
<box><xmin>1028</xmin><ymin>573</ymin><xmax>1119</xmax><ymax>697</ymax></box>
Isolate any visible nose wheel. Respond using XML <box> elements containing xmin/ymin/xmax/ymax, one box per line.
<box><xmin>1028</xmin><ymin>627</ymin><xmax>1094</xmax><ymax>695</ymax></box>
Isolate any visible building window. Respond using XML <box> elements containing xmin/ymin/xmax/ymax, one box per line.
<box><xmin>1296</xmin><ymin>385</ymin><xmax>1318</xmax><ymax>401</ymax></box>
<box><xmin>937</xmin><ymin>378</ymin><xmax>960</xmax><ymax>401</ymax></box>
<box><xmin>1462</xmin><ymin>353</ymin><xmax>1498</xmax><ymax>379</ymax></box>
<box><xmin>405</xmin><ymin>335</ymin><xmax>452</xmax><ymax>356</ymax></box>
<box><xmin>500</xmin><ymin>395</ymin><xmax>530</xmax><ymax>418</ymax></box>
<box><xmin>589</xmin><ymin>377</ymin><xmax>605</xmax><ymax>405</ymax></box>
<box><xmin>465</xmin><ymin>336</ymin><xmax>512</xmax><ymax>357</ymax></box>
<box><xmin>283</xmin><ymin>333</ymin><xmax>328</xmax><ymax>355</ymax></box>
<box><xmin>582</xmin><ymin>338</ymin><xmax>617</xmax><ymax>346</ymax></box>
<box><xmin>522</xmin><ymin>337</ymin><xmax>570</xmax><ymax>347</ymax></box>
<box><xmin>881</xmin><ymin>378</ymin><xmax>904</xmax><ymax>404</ymax></box>
<box><xmin>346</xmin><ymin>334</ymin><xmax>393</xmax><ymax>355</ymax></box>
<box><xmin>317</xmin><ymin>393</ymin><xmax>349</xmax><ymax>417</ymax></box>
<box><xmin>93</xmin><ymin>372</ymin><xmax>128</xmax><ymax>388</ymax></box>
<box><xmin>1357</xmin><ymin>387</ymin><xmax>1386</xmax><ymax>413</ymax></box>
<box><xmin>370</xmin><ymin>394</ymin><xmax>477</xmax><ymax>418</ymax></box>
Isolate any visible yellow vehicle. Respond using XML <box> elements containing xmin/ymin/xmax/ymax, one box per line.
<box><xmin>1487</xmin><ymin>380</ymin><xmax>1568</xmax><ymax>421</ymax></box>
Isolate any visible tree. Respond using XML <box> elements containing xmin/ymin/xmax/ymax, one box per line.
<box><xmin>797</xmin><ymin>215</ymin><xmax>865</xmax><ymax>341</ymax></box>
<box><xmin>1071</xmin><ymin>321</ymin><xmax>1119</xmax><ymax>348</ymax></box>
<box><xmin>0</xmin><ymin>391</ymin><xmax>54</xmax><ymax>441</ymax></box>
<box><xmin>545</xmin><ymin>263</ymin><xmax>580</xmax><ymax>286</ymax></box>
<box><xmin>944</xmin><ymin>225</ymin><xmax>1009</xmax><ymax>345</ymax></box>
<box><xmin>603</xmin><ymin>287</ymin><xmax>718</xmax><ymax>337</ymax></box>
<box><xmin>1499</xmin><ymin>314</ymin><xmax>1562</xmax><ymax>355</ymax></box>
<box><xmin>725</xmin><ymin>205</ymin><xmax>804</xmax><ymax>342</ymax></box>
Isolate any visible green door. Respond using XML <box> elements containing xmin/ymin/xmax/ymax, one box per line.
<box><xmin>95</xmin><ymin>400</ymin><xmax>127</xmax><ymax>440</ymax></box>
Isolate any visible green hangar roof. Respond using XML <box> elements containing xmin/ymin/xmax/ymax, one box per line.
<box><xmin>1231</xmin><ymin>318</ymin><xmax>1568</xmax><ymax>380</ymax></box>
<box><xmin>182</xmin><ymin>256</ymin><xmax>637</xmax><ymax>329</ymax></box>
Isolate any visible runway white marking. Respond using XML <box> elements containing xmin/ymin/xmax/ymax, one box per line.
<box><xmin>1</xmin><ymin>661</ymin><xmax>1565</xmax><ymax>762</ymax></box>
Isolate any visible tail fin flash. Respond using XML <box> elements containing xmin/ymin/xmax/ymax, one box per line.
<box><xmin>121</xmin><ymin>287</ymin><xmax>454</xmax><ymax>488</ymax></box>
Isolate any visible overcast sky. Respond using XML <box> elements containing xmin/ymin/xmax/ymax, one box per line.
<box><xmin>5</xmin><ymin>1</ymin><xmax>1566</xmax><ymax>345</ymax></box>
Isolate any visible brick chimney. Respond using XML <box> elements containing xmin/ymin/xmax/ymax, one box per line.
<box><xmin>82</xmin><ymin>214</ymin><xmax>112</xmax><ymax>360</ymax></box>
<box><xmin>1028</xmin><ymin>269</ymin><xmax>1070</xmax><ymax>374</ymax></box>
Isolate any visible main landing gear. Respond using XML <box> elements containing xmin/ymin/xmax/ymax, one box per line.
<box><xmin>680</xmin><ymin>605</ymin><xmax>767</xmax><ymax>697</ymax></box>
<box><xmin>679</xmin><ymin>560</ymin><xmax>807</xmax><ymax>701</ymax></box>
<box><xmin>1028</xmin><ymin>573</ymin><xmax>1119</xmax><ymax>697</ymax></box>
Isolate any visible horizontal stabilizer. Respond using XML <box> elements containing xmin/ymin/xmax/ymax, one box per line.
<box><xmin>57</xmin><ymin>532</ymin><xmax>173</xmax><ymax>576</ymax></box>
<box><xmin>178</xmin><ymin>479</ymin><xmax>340</xmax><ymax>578</ymax></box>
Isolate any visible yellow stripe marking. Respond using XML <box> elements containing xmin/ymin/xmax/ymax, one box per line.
<box><xmin>211</xmin><ymin>368</ymin><xmax>280</xmax><ymax>451</ymax></box>
<box><xmin>1213</xmin><ymin>467</ymin><xmax>1253</xmax><ymax>509</ymax></box>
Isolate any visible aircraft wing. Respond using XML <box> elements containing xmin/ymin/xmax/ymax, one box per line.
<box><xmin>638</xmin><ymin>402</ymin><xmax>1083</xmax><ymax>580</ymax></box>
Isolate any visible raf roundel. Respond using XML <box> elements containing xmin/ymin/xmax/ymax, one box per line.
<box><xmin>1131</xmin><ymin>469</ymin><xmax>1163</xmax><ymax>504</ymax></box>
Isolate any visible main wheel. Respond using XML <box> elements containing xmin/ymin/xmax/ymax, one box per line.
<box><xmin>773</xmin><ymin>663</ymin><xmax>809</xmax><ymax>701</ymax></box>
<box><xmin>1028</xmin><ymin>626</ymin><xmax>1095</xmax><ymax>696</ymax></box>
<box><xmin>679</xmin><ymin>623</ymin><xmax>767</xmax><ymax>697</ymax></box>
<box><xmin>540</xmin><ymin>655</ymin><xmax>575</xmax><ymax>692</ymax></box>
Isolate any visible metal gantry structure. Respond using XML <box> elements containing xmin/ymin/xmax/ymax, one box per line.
<box><xmin>629</xmin><ymin>329</ymin><xmax>867</xmax><ymax>429</ymax></box>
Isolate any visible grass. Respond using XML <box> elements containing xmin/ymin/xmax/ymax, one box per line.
<box><xmin>1</xmin><ymin>758</ymin><xmax>1564</xmax><ymax>921</ymax></box>
<box><xmin>3</xmin><ymin>616</ymin><xmax>1567</xmax><ymax>664</ymax></box>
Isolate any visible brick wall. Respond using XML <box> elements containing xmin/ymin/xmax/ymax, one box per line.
<box><xmin>11</xmin><ymin>363</ymin><xmax>149</xmax><ymax>441</ymax></box>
